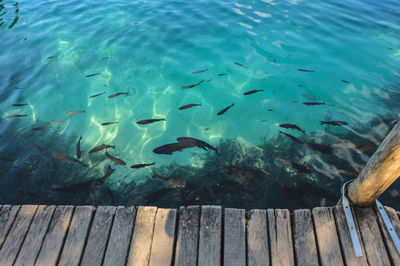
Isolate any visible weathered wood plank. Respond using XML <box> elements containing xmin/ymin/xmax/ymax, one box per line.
<box><xmin>104</xmin><ymin>206</ymin><xmax>137</xmax><ymax>266</ymax></box>
<box><xmin>58</xmin><ymin>206</ymin><xmax>95</xmax><ymax>266</ymax></box>
<box><xmin>35</xmin><ymin>205</ymin><xmax>74</xmax><ymax>266</ymax></box>
<box><xmin>268</xmin><ymin>209</ymin><xmax>295</xmax><ymax>266</ymax></box>
<box><xmin>333</xmin><ymin>205</ymin><xmax>368</xmax><ymax>265</ymax></box>
<box><xmin>81</xmin><ymin>206</ymin><xmax>116</xmax><ymax>266</ymax></box>
<box><xmin>198</xmin><ymin>206</ymin><xmax>222</xmax><ymax>266</ymax></box>
<box><xmin>149</xmin><ymin>208</ymin><xmax>178</xmax><ymax>266</ymax></box>
<box><xmin>354</xmin><ymin>207</ymin><xmax>391</xmax><ymax>266</ymax></box>
<box><xmin>174</xmin><ymin>205</ymin><xmax>200</xmax><ymax>266</ymax></box>
<box><xmin>0</xmin><ymin>205</ymin><xmax>20</xmax><ymax>249</ymax></box>
<box><xmin>126</xmin><ymin>206</ymin><xmax>158</xmax><ymax>266</ymax></box>
<box><xmin>14</xmin><ymin>205</ymin><xmax>56</xmax><ymax>266</ymax></box>
<box><xmin>0</xmin><ymin>205</ymin><xmax>37</xmax><ymax>265</ymax></box>
<box><xmin>312</xmin><ymin>207</ymin><xmax>344</xmax><ymax>266</ymax></box>
<box><xmin>293</xmin><ymin>209</ymin><xmax>318</xmax><ymax>266</ymax></box>
<box><xmin>224</xmin><ymin>208</ymin><xmax>246</xmax><ymax>266</ymax></box>
<box><xmin>375</xmin><ymin>206</ymin><xmax>400</xmax><ymax>265</ymax></box>
<box><xmin>247</xmin><ymin>209</ymin><xmax>269</xmax><ymax>266</ymax></box>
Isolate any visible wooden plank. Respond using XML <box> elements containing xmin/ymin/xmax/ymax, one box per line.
<box><xmin>80</xmin><ymin>206</ymin><xmax>117</xmax><ymax>266</ymax></box>
<box><xmin>126</xmin><ymin>206</ymin><xmax>158</xmax><ymax>266</ymax></box>
<box><xmin>376</xmin><ymin>206</ymin><xmax>400</xmax><ymax>265</ymax></box>
<box><xmin>104</xmin><ymin>206</ymin><xmax>137</xmax><ymax>266</ymax></box>
<box><xmin>224</xmin><ymin>208</ymin><xmax>246</xmax><ymax>266</ymax></box>
<box><xmin>247</xmin><ymin>209</ymin><xmax>269</xmax><ymax>266</ymax></box>
<box><xmin>0</xmin><ymin>205</ymin><xmax>38</xmax><ymax>265</ymax></box>
<box><xmin>149</xmin><ymin>208</ymin><xmax>178</xmax><ymax>266</ymax></box>
<box><xmin>312</xmin><ymin>207</ymin><xmax>344</xmax><ymax>266</ymax></box>
<box><xmin>35</xmin><ymin>205</ymin><xmax>74</xmax><ymax>266</ymax></box>
<box><xmin>333</xmin><ymin>205</ymin><xmax>368</xmax><ymax>265</ymax></box>
<box><xmin>14</xmin><ymin>205</ymin><xmax>56</xmax><ymax>266</ymax></box>
<box><xmin>292</xmin><ymin>209</ymin><xmax>318</xmax><ymax>266</ymax></box>
<box><xmin>174</xmin><ymin>205</ymin><xmax>200</xmax><ymax>266</ymax></box>
<box><xmin>268</xmin><ymin>209</ymin><xmax>295</xmax><ymax>266</ymax></box>
<box><xmin>58</xmin><ymin>206</ymin><xmax>95</xmax><ymax>266</ymax></box>
<box><xmin>0</xmin><ymin>205</ymin><xmax>20</xmax><ymax>249</ymax></box>
<box><xmin>354</xmin><ymin>207</ymin><xmax>391</xmax><ymax>266</ymax></box>
<box><xmin>198</xmin><ymin>206</ymin><xmax>222</xmax><ymax>266</ymax></box>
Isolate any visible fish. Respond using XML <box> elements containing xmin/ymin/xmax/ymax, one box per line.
<box><xmin>176</xmin><ymin>137</ymin><xmax>219</xmax><ymax>154</ymax></box>
<box><xmin>371</xmin><ymin>119</ymin><xmax>399</xmax><ymax>126</ymax></box>
<box><xmin>85</xmin><ymin>73</ymin><xmax>101</xmax><ymax>77</ymax></box>
<box><xmin>192</xmin><ymin>69</ymin><xmax>208</xmax><ymax>74</ymax></box>
<box><xmin>320</xmin><ymin>121</ymin><xmax>348</xmax><ymax>126</ymax></box>
<box><xmin>279</xmin><ymin>124</ymin><xmax>306</xmax><ymax>135</ymax></box>
<box><xmin>298</xmin><ymin>69</ymin><xmax>315</xmax><ymax>72</ymax></box>
<box><xmin>12</xmin><ymin>104</ymin><xmax>27</xmax><ymax>106</ymax></box>
<box><xmin>267</xmin><ymin>109</ymin><xmax>274</xmax><ymax>111</ymax></box>
<box><xmin>182</xmin><ymin>82</ymin><xmax>202</xmax><ymax>89</ymax></box>
<box><xmin>178</xmin><ymin>103</ymin><xmax>202</xmax><ymax>110</ymax></box>
<box><xmin>303</xmin><ymin>102</ymin><xmax>325</xmax><ymax>105</ymax></box>
<box><xmin>224</xmin><ymin>165</ymin><xmax>266</xmax><ymax>179</ymax></box>
<box><xmin>153</xmin><ymin>143</ymin><xmax>186</xmax><ymax>155</ymax></box>
<box><xmin>14</xmin><ymin>87</ymin><xmax>23</xmax><ymax>89</ymax></box>
<box><xmin>304</xmin><ymin>142</ymin><xmax>334</xmax><ymax>154</ymax></box>
<box><xmin>355</xmin><ymin>142</ymin><xmax>377</xmax><ymax>154</ymax></box>
<box><xmin>47</xmin><ymin>56</ymin><xmax>56</xmax><ymax>59</ymax></box>
<box><xmin>341</xmin><ymin>80</ymin><xmax>351</xmax><ymax>83</ymax></box>
<box><xmin>32</xmin><ymin>126</ymin><xmax>49</xmax><ymax>131</ymax></box>
<box><xmin>234</xmin><ymin>62</ymin><xmax>248</xmax><ymax>68</ymax></box>
<box><xmin>337</xmin><ymin>169</ymin><xmax>359</xmax><ymax>177</ymax></box>
<box><xmin>52</xmin><ymin>165</ymin><xmax>115</xmax><ymax>193</ymax></box>
<box><xmin>276</xmin><ymin>158</ymin><xmax>311</xmax><ymax>173</ymax></box>
<box><xmin>217</xmin><ymin>103</ymin><xmax>234</xmax><ymax>116</ymax></box>
<box><xmin>30</xmin><ymin>144</ymin><xmax>45</xmax><ymax>151</ymax></box>
<box><xmin>90</xmin><ymin>92</ymin><xmax>105</xmax><ymax>98</ymax></box>
<box><xmin>105</xmin><ymin>151</ymin><xmax>126</xmax><ymax>165</ymax></box>
<box><xmin>76</xmin><ymin>135</ymin><xmax>82</xmax><ymax>159</ymax></box>
<box><xmin>152</xmin><ymin>174</ymin><xmax>187</xmax><ymax>188</ymax></box>
<box><xmin>146</xmin><ymin>68</ymin><xmax>152</xmax><ymax>73</ymax></box>
<box><xmin>206</xmin><ymin>79</ymin><xmax>213</xmax><ymax>82</ymax></box>
<box><xmin>137</xmin><ymin>118</ymin><xmax>165</xmax><ymax>125</ymax></box>
<box><xmin>0</xmin><ymin>157</ymin><xmax>13</xmax><ymax>162</ymax></box>
<box><xmin>279</xmin><ymin>131</ymin><xmax>304</xmax><ymax>144</ymax></box>
<box><xmin>218</xmin><ymin>74</ymin><xmax>227</xmax><ymax>76</ymax></box>
<box><xmin>89</xmin><ymin>144</ymin><xmax>115</xmax><ymax>153</ymax></box>
<box><xmin>66</xmin><ymin>110</ymin><xmax>85</xmax><ymax>115</ymax></box>
<box><xmin>52</xmin><ymin>152</ymin><xmax>87</xmax><ymax>166</ymax></box>
<box><xmin>108</xmin><ymin>92</ymin><xmax>128</xmax><ymax>98</ymax></box>
<box><xmin>50</xmin><ymin>121</ymin><xmax>65</xmax><ymax>124</ymax></box>
<box><xmin>101</xmin><ymin>57</ymin><xmax>111</xmax><ymax>60</ymax></box>
<box><xmin>101</xmin><ymin>122</ymin><xmax>118</xmax><ymax>126</ymax></box>
<box><xmin>6</xmin><ymin>114</ymin><xmax>27</xmax><ymax>119</ymax></box>
<box><xmin>243</xmin><ymin>89</ymin><xmax>264</xmax><ymax>95</ymax></box>
<box><xmin>131</xmin><ymin>162</ymin><xmax>155</xmax><ymax>169</ymax></box>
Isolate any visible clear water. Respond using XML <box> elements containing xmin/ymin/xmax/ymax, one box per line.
<box><xmin>1</xmin><ymin>0</ymin><xmax>400</xmax><ymax>209</ymax></box>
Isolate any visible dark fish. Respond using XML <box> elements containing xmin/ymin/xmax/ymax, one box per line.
<box><xmin>89</xmin><ymin>144</ymin><xmax>115</xmax><ymax>153</ymax></box>
<box><xmin>243</xmin><ymin>89</ymin><xmax>264</xmax><ymax>95</ymax></box>
<box><xmin>276</xmin><ymin>158</ymin><xmax>311</xmax><ymax>173</ymax></box>
<box><xmin>85</xmin><ymin>73</ymin><xmax>101</xmax><ymax>77</ymax></box>
<box><xmin>192</xmin><ymin>69</ymin><xmax>208</xmax><ymax>74</ymax></box>
<box><xmin>303</xmin><ymin>102</ymin><xmax>325</xmax><ymax>106</ymax></box>
<box><xmin>50</xmin><ymin>121</ymin><xmax>65</xmax><ymax>124</ymax></box>
<box><xmin>217</xmin><ymin>103</ymin><xmax>234</xmax><ymax>116</ymax></box>
<box><xmin>108</xmin><ymin>92</ymin><xmax>128</xmax><ymax>98</ymax></box>
<box><xmin>101</xmin><ymin>122</ymin><xmax>118</xmax><ymax>126</ymax></box>
<box><xmin>0</xmin><ymin>157</ymin><xmax>13</xmax><ymax>162</ymax></box>
<box><xmin>182</xmin><ymin>82</ymin><xmax>202</xmax><ymax>89</ymax></box>
<box><xmin>178</xmin><ymin>103</ymin><xmax>201</xmax><ymax>110</ymax></box>
<box><xmin>387</xmin><ymin>48</ymin><xmax>393</xmax><ymax>50</ymax></box>
<box><xmin>52</xmin><ymin>152</ymin><xmax>87</xmax><ymax>166</ymax></box>
<box><xmin>137</xmin><ymin>118</ymin><xmax>165</xmax><ymax>125</ymax></box>
<box><xmin>371</xmin><ymin>119</ymin><xmax>399</xmax><ymax>126</ymax></box>
<box><xmin>279</xmin><ymin>131</ymin><xmax>304</xmax><ymax>144</ymax></box>
<box><xmin>47</xmin><ymin>56</ymin><xmax>56</xmax><ymax>59</ymax></box>
<box><xmin>66</xmin><ymin>110</ymin><xmax>85</xmax><ymax>115</ymax></box>
<box><xmin>234</xmin><ymin>62</ymin><xmax>248</xmax><ymax>68</ymax></box>
<box><xmin>131</xmin><ymin>162</ymin><xmax>155</xmax><ymax>169</ymax></box>
<box><xmin>337</xmin><ymin>169</ymin><xmax>359</xmax><ymax>177</ymax></box>
<box><xmin>218</xmin><ymin>74</ymin><xmax>227</xmax><ymax>76</ymax></box>
<box><xmin>76</xmin><ymin>135</ymin><xmax>82</xmax><ymax>159</ymax></box>
<box><xmin>304</xmin><ymin>142</ymin><xmax>334</xmax><ymax>154</ymax></box>
<box><xmin>206</xmin><ymin>79</ymin><xmax>213</xmax><ymax>82</ymax></box>
<box><xmin>90</xmin><ymin>92</ymin><xmax>105</xmax><ymax>98</ymax></box>
<box><xmin>341</xmin><ymin>80</ymin><xmax>351</xmax><ymax>83</ymax></box>
<box><xmin>320</xmin><ymin>121</ymin><xmax>348</xmax><ymax>126</ymax></box>
<box><xmin>7</xmin><ymin>114</ymin><xmax>27</xmax><ymax>119</ymax></box>
<box><xmin>14</xmin><ymin>87</ymin><xmax>23</xmax><ymax>89</ymax></box>
<box><xmin>279</xmin><ymin>124</ymin><xmax>306</xmax><ymax>135</ymax></box>
<box><xmin>146</xmin><ymin>68</ymin><xmax>152</xmax><ymax>73</ymax></box>
<box><xmin>12</xmin><ymin>104</ymin><xmax>27</xmax><ymax>106</ymax></box>
<box><xmin>267</xmin><ymin>109</ymin><xmax>274</xmax><ymax>111</ymax></box>
<box><xmin>152</xmin><ymin>174</ymin><xmax>187</xmax><ymax>188</ymax></box>
<box><xmin>101</xmin><ymin>57</ymin><xmax>111</xmax><ymax>60</ymax></box>
<box><xmin>298</xmin><ymin>69</ymin><xmax>315</xmax><ymax>72</ymax></box>
<box><xmin>153</xmin><ymin>143</ymin><xmax>186</xmax><ymax>155</ymax></box>
<box><xmin>177</xmin><ymin>137</ymin><xmax>218</xmax><ymax>154</ymax></box>
<box><xmin>105</xmin><ymin>151</ymin><xmax>126</xmax><ymax>165</ymax></box>
<box><xmin>224</xmin><ymin>165</ymin><xmax>266</xmax><ymax>179</ymax></box>
<box><xmin>30</xmin><ymin>144</ymin><xmax>45</xmax><ymax>151</ymax></box>
<box><xmin>32</xmin><ymin>126</ymin><xmax>49</xmax><ymax>131</ymax></box>
<box><xmin>274</xmin><ymin>58</ymin><xmax>276</xmax><ymax>63</ymax></box>
<box><xmin>355</xmin><ymin>142</ymin><xmax>377</xmax><ymax>154</ymax></box>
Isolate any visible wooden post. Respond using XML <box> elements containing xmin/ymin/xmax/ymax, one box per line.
<box><xmin>347</xmin><ymin>122</ymin><xmax>400</xmax><ymax>206</ymax></box>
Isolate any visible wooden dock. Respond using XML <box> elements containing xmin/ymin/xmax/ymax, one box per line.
<box><xmin>0</xmin><ymin>204</ymin><xmax>400</xmax><ymax>265</ymax></box>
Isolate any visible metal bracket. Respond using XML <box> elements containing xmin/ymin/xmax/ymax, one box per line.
<box><xmin>376</xmin><ymin>199</ymin><xmax>400</xmax><ymax>255</ymax></box>
<box><xmin>341</xmin><ymin>181</ymin><xmax>363</xmax><ymax>257</ymax></box>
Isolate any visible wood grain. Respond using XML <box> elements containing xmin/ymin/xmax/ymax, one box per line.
<box><xmin>224</xmin><ymin>208</ymin><xmax>246</xmax><ymax>266</ymax></box>
<box><xmin>247</xmin><ymin>209</ymin><xmax>269</xmax><ymax>266</ymax></box>
<box><xmin>198</xmin><ymin>205</ymin><xmax>222</xmax><ymax>266</ymax></box>
<box><xmin>0</xmin><ymin>205</ymin><xmax>20</xmax><ymax>249</ymax></box>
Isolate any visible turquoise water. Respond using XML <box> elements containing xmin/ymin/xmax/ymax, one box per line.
<box><xmin>1</xmin><ymin>0</ymin><xmax>400</xmax><ymax>209</ymax></box>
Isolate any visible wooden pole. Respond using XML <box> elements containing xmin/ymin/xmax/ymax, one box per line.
<box><xmin>347</xmin><ymin>122</ymin><xmax>400</xmax><ymax>206</ymax></box>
